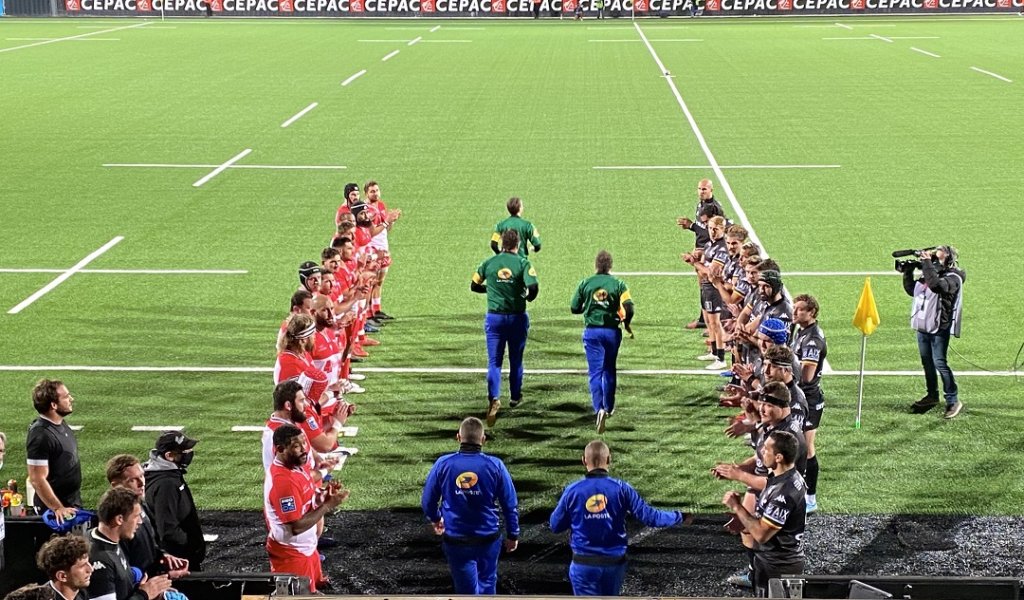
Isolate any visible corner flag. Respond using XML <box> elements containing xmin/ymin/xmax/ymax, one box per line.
<box><xmin>852</xmin><ymin>277</ymin><xmax>880</xmax><ymax>336</ymax></box>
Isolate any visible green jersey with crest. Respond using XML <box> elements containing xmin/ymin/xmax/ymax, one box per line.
<box><xmin>571</xmin><ymin>274</ymin><xmax>632</xmax><ymax>328</ymax></box>
<box><xmin>473</xmin><ymin>253</ymin><xmax>539</xmax><ymax>313</ymax></box>
<box><xmin>491</xmin><ymin>216</ymin><xmax>541</xmax><ymax>257</ymax></box>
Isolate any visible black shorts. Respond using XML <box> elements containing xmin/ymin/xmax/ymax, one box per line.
<box><xmin>700</xmin><ymin>285</ymin><xmax>724</xmax><ymax>315</ymax></box>
<box><xmin>753</xmin><ymin>554</ymin><xmax>804</xmax><ymax>597</ymax></box>
<box><xmin>804</xmin><ymin>391</ymin><xmax>825</xmax><ymax>431</ymax></box>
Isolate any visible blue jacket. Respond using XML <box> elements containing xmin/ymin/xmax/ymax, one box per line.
<box><xmin>549</xmin><ymin>469</ymin><xmax>683</xmax><ymax>557</ymax></box>
<box><xmin>422</xmin><ymin>444</ymin><xmax>520</xmax><ymax>540</ymax></box>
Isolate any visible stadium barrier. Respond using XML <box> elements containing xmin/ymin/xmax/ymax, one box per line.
<box><xmin>778</xmin><ymin>575</ymin><xmax>1023</xmax><ymax>599</ymax></box>
<box><xmin>2</xmin><ymin>0</ymin><xmax>1023</xmax><ymax>18</ymax></box>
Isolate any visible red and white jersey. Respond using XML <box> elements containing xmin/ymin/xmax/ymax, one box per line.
<box><xmin>262</xmin><ymin>415</ymin><xmax>317</xmax><ymax>473</ymax></box>
<box><xmin>311</xmin><ymin>329</ymin><xmax>341</xmax><ymax>385</ymax></box>
<box><xmin>265</xmin><ymin>458</ymin><xmax>318</xmax><ymax>556</ymax></box>
<box><xmin>368</xmin><ymin>199</ymin><xmax>390</xmax><ymax>252</ymax></box>
<box><xmin>353</xmin><ymin>225</ymin><xmax>373</xmax><ymax>257</ymax></box>
<box><xmin>335</xmin><ymin>203</ymin><xmax>352</xmax><ymax>227</ymax></box>
<box><xmin>274</xmin><ymin>351</ymin><xmax>328</xmax><ymax>404</ymax></box>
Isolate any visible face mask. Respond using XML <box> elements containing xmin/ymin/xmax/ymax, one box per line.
<box><xmin>177</xmin><ymin>452</ymin><xmax>194</xmax><ymax>469</ymax></box>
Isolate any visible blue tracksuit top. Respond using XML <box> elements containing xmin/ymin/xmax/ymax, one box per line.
<box><xmin>549</xmin><ymin>469</ymin><xmax>683</xmax><ymax>557</ymax></box>
<box><xmin>422</xmin><ymin>444</ymin><xmax>521</xmax><ymax>540</ymax></box>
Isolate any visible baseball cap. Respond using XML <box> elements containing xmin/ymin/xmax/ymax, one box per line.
<box><xmin>155</xmin><ymin>431</ymin><xmax>198</xmax><ymax>454</ymax></box>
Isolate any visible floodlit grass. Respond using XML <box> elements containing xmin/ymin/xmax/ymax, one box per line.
<box><xmin>0</xmin><ymin>17</ymin><xmax>1021</xmax><ymax>513</ymax></box>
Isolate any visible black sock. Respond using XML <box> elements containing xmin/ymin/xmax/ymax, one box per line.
<box><xmin>746</xmin><ymin>547</ymin><xmax>755</xmax><ymax>572</ymax></box>
<box><xmin>710</xmin><ymin>342</ymin><xmax>718</xmax><ymax>355</ymax></box>
<box><xmin>716</xmin><ymin>348</ymin><xmax>725</xmax><ymax>360</ymax></box>
<box><xmin>806</xmin><ymin>455</ymin><xmax>819</xmax><ymax>496</ymax></box>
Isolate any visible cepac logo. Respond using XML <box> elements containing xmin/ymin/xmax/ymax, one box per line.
<box><xmin>996</xmin><ymin>0</ymin><xmax>1009</xmax><ymax>7</ymax></box>
<box><xmin>491</xmin><ymin>0</ymin><xmax>506</xmax><ymax>11</ymax></box>
<box><xmin>634</xmin><ymin>0</ymin><xmax>648</xmax><ymax>10</ymax></box>
<box><xmin>564</xmin><ymin>0</ymin><xmax>577</xmax><ymax>9</ymax></box>
<box><xmin>778</xmin><ymin>0</ymin><xmax>792</xmax><ymax>9</ymax></box>
<box><xmin>137</xmin><ymin>0</ymin><xmax>152</xmax><ymax>10</ymax></box>
<box><xmin>850</xmin><ymin>0</ymin><xmax>864</xmax><ymax>9</ymax></box>
<box><xmin>422</xmin><ymin>0</ymin><xmax>436</xmax><ymax>11</ymax></box>
<box><xmin>279</xmin><ymin>0</ymin><xmax>294</xmax><ymax>11</ymax></box>
<box><xmin>456</xmin><ymin>472</ymin><xmax>479</xmax><ymax>489</ymax></box>
<box><xmin>705</xmin><ymin>0</ymin><xmax>720</xmax><ymax>9</ymax></box>
<box><xmin>351</xmin><ymin>0</ymin><xmax>365</xmax><ymax>10</ymax></box>
<box><xmin>210</xmin><ymin>0</ymin><xmax>224</xmax><ymax>11</ymax></box>
<box><xmin>65</xmin><ymin>0</ymin><xmax>81</xmax><ymax>10</ymax></box>
<box><xmin>923</xmin><ymin>0</ymin><xmax>937</xmax><ymax>8</ymax></box>
<box><xmin>497</xmin><ymin>268</ymin><xmax>513</xmax><ymax>281</ymax></box>
<box><xmin>586</xmin><ymin>494</ymin><xmax>608</xmax><ymax>513</ymax></box>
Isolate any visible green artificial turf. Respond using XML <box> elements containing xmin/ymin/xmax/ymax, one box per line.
<box><xmin>0</xmin><ymin>16</ymin><xmax>1021</xmax><ymax>513</ymax></box>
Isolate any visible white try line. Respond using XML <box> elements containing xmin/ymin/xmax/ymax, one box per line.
<box><xmin>231</xmin><ymin>425</ymin><xmax>266</xmax><ymax>432</ymax></box>
<box><xmin>593</xmin><ymin>164</ymin><xmax>841</xmax><ymax>170</ymax></box>
<box><xmin>0</xmin><ymin>268</ymin><xmax>247</xmax><ymax>275</ymax></box>
<box><xmin>835</xmin><ymin>22</ymin><xmax>854</xmax><ymax>30</ymax></box>
<box><xmin>614</xmin><ymin>270</ymin><xmax>899</xmax><ymax>277</ymax></box>
<box><xmin>382</xmin><ymin>50</ymin><xmax>399</xmax><ymax>61</ymax></box>
<box><xmin>869</xmin><ymin>33</ymin><xmax>894</xmax><ymax>42</ymax></box>
<box><xmin>8</xmin><ymin>236</ymin><xmax>123</xmax><ymax>315</ymax></box>
<box><xmin>911</xmin><ymin>47</ymin><xmax>941</xmax><ymax>58</ymax></box>
<box><xmin>408</xmin><ymin>36</ymin><xmax>422</xmax><ymax>46</ymax></box>
<box><xmin>421</xmin><ymin>40</ymin><xmax>472</xmax><ymax>43</ymax></box>
<box><xmin>131</xmin><ymin>425</ymin><xmax>183</xmax><ymax>431</ymax></box>
<box><xmin>6</xmin><ymin>37</ymin><xmax>120</xmax><ymax>41</ymax></box>
<box><xmin>104</xmin><ymin>162</ymin><xmax>346</xmax><ymax>171</ymax></box>
<box><xmin>970</xmin><ymin>66</ymin><xmax>1012</xmax><ymax>83</ymax></box>
<box><xmin>430</xmin><ymin>25</ymin><xmax>441</xmax><ymax>32</ymax></box>
<box><xmin>823</xmin><ymin>36</ymin><xmax>875</xmax><ymax>40</ymax></box>
<box><xmin>589</xmin><ymin>39</ymin><xmax>703</xmax><ymax>42</ymax></box>
<box><xmin>192</xmin><ymin>148</ymin><xmax>251</xmax><ymax>188</ymax></box>
<box><xmin>342</xmin><ymin>69</ymin><xmax>367</xmax><ymax>86</ymax></box>
<box><xmin>280</xmin><ymin>101</ymin><xmax>318</xmax><ymax>128</ymax></box>
<box><xmin>0</xmin><ymin>21</ymin><xmax>147</xmax><ymax>54</ymax></box>
<box><xmin>0</xmin><ymin>364</ymin><xmax>1016</xmax><ymax>377</ymax></box>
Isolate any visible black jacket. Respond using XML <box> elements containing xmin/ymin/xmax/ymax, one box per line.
<box><xmin>121</xmin><ymin>501</ymin><xmax>166</xmax><ymax>577</ymax></box>
<box><xmin>87</xmin><ymin>528</ymin><xmax>147</xmax><ymax>600</ymax></box>
<box><xmin>903</xmin><ymin>258</ymin><xmax>966</xmax><ymax>332</ymax></box>
<box><xmin>143</xmin><ymin>453</ymin><xmax>206</xmax><ymax>569</ymax></box>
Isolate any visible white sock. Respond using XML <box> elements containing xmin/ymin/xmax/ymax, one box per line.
<box><xmin>807</xmin><ymin>493</ymin><xmax>817</xmax><ymax>504</ymax></box>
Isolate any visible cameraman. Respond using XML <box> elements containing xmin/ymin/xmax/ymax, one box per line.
<box><xmin>903</xmin><ymin>246</ymin><xmax>965</xmax><ymax>419</ymax></box>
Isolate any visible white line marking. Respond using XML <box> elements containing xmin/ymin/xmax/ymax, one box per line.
<box><xmin>835</xmin><ymin>22</ymin><xmax>854</xmax><ymax>30</ymax></box>
<box><xmin>911</xmin><ymin>47</ymin><xmax>941</xmax><ymax>58</ymax></box>
<box><xmin>614</xmin><ymin>270</ymin><xmax>899</xmax><ymax>277</ymax></box>
<box><xmin>8</xmin><ymin>237</ymin><xmax>123</xmax><ymax>315</ymax></box>
<box><xmin>144</xmin><ymin>26</ymin><xmax>178</xmax><ymax>29</ymax></box>
<box><xmin>69</xmin><ymin>425</ymin><xmax>83</xmax><ymax>431</ymax></box>
<box><xmin>589</xmin><ymin>25</ymin><xmax>689</xmax><ymax>29</ymax></box>
<box><xmin>407</xmin><ymin>36</ymin><xmax>422</xmax><ymax>46</ymax></box>
<box><xmin>338</xmin><ymin>426</ymin><xmax>359</xmax><ymax>437</ymax></box>
<box><xmin>280</xmin><ymin>101</ymin><xmax>318</xmax><ymax>128</ymax></box>
<box><xmin>192</xmin><ymin>148</ymin><xmax>251</xmax><ymax>188</ymax></box>
<box><xmin>131</xmin><ymin>425</ymin><xmax>183</xmax><ymax>431</ymax></box>
<box><xmin>358</xmin><ymin>39</ymin><xmax>412</xmax><ymax>42</ymax></box>
<box><xmin>589</xmin><ymin>39</ymin><xmax>703</xmax><ymax>42</ymax></box>
<box><xmin>593</xmin><ymin>164</ymin><xmax>840</xmax><ymax>170</ymax></box>
<box><xmin>888</xmin><ymin>36</ymin><xmax>940</xmax><ymax>39</ymax></box>
<box><xmin>970</xmin><ymin>66</ymin><xmax>1012</xmax><ymax>83</ymax></box>
<box><xmin>430</xmin><ymin>25</ymin><xmax>441</xmax><ymax>32</ymax></box>
<box><xmin>104</xmin><ymin>163</ymin><xmax>345</xmax><ymax>170</ymax></box>
<box><xmin>0</xmin><ymin>364</ymin><xmax>1011</xmax><ymax>377</ymax></box>
<box><xmin>382</xmin><ymin>49</ymin><xmax>399</xmax><ymax>61</ymax></box>
<box><xmin>421</xmin><ymin>40</ymin><xmax>472</xmax><ymax>43</ymax></box>
<box><xmin>231</xmin><ymin>425</ymin><xmax>265</xmax><ymax>432</ymax></box>
<box><xmin>0</xmin><ymin>268</ymin><xmax>247</xmax><ymax>275</ymax></box>
<box><xmin>869</xmin><ymin>34</ymin><xmax>894</xmax><ymax>42</ymax></box>
<box><xmin>203</xmin><ymin>534</ymin><xmax>219</xmax><ymax>542</ymax></box>
<box><xmin>0</xmin><ymin>22</ymin><xmax>147</xmax><ymax>54</ymax></box>
<box><xmin>823</xmin><ymin>36</ymin><xmax>875</xmax><ymax>40</ymax></box>
<box><xmin>342</xmin><ymin>69</ymin><xmax>367</xmax><ymax>86</ymax></box>
<box><xmin>6</xmin><ymin>37</ymin><xmax>120</xmax><ymax>41</ymax></box>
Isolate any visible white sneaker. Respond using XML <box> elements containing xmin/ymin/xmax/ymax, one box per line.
<box><xmin>348</xmin><ymin>373</ymin><xmax>366</xmax><ymax>381</ymax></box>
<box><xmin>706</xmin><ymin>360</ymin><xmax>728</xmax><ymax>371</ymax></box>
<box><xmin>343</xmin><ymin>380</ymin><xmax>365</xmax><ymax>394</ymax></box>
<box><xmin>596</xmin><ymin>409</ymin><xmax>608</xmax><ymax>434</ymax></box>
<box><xmin>696</xmin><ymin>352</ymin><xmax>717</xmax><ymax>361</ymax></box>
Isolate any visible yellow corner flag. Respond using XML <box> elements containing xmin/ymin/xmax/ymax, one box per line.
<box><xmin>852</xmin><ymin>277</ymin><xmax>881</xmax><ymax>336</ymax></box>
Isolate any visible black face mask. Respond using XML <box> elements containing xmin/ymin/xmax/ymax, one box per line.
<box><xmin>177</xmin><ymin>452</ymin><xmax>194</xmax><ymax>469</ymax></box>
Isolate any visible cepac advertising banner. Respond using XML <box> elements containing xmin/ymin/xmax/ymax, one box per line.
<box><xmin>55</xmin><ymin>0</ymin><xmax>1024</xmax><ymax>16</ymax></box>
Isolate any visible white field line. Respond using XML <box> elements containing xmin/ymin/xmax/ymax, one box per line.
<box><xmin>589</xmin><ymin>39</ymin><xmax>703</xmax><ymax>42</ymax></box>
<box><xmin>888</xmin><ymin>36</ymin><xmax>940</xmax><ymax>39</ymax></box>
<box><xmin>6</xmin><ymin>37</ymin><xmax>121</xmax><ymax>41</ymax></box>
<box><xmin>144</xmin><ymin>26</ymin><xmax>178</xmax><ymax>29</ymax></box>
<box><xmin>104</xmin><ymin>163</ymin><xmax>345</xmax><ymax>170</ymax></box>
<box><xmin>911</xmin><ymin>47</ymin><xmax>941</xmax><ymax>58</ymax></box>
<box><xmin>430</xmin><ymin>25</ymin><xmax>441</xmax><ymax>32</ymax></box>
<box><xmin>280</xmin><ymin>101</ymin><xmax>318</xmax><ymax>128</ymax></box>
<box><xmin>382</xmin><ymin>50</ymin><xmax>400</xmax><ymax>61</ymax></box>
<box><xmin>823</xmin><ymin>36</ymin><xmax>875</xmax><ymax>40</ymax></box>
<box><xmin>131</xmin><ymin>425</ymin><xmax>183</xmax><ymax>431</ymax></box>
<box><xmin>614</xmin><ymin>270</ymin><xmax>899</xmax><ymax>277</ymax></box>
<box><xmin>69</xmin><ymin>425</ymin><xmax>83</xmax><ymax>431</ymax></box>
<box><xmin>407</xmin><ymin>36</ymin><xmax>422</xmax><ymax>46</ymax></box>
<box><xmin>192</xmin><ymin>148</ymin><xmax>251</xmax><ymax>187</ymax></box>
<box><xmin>359</xmin><ymin>39</ymin><xmax>413</xmax><ymax>42</ymax></box>
<box><xmin>230</xmin><ymin>425</ymin><xmax>265</xmax><ymax>432</ymax></box>
<box><xmin>633</xmin><ymin>21</ymin><xmax>832</xmax><ymax>373</ymax></box>
<box><xmin>869</xmin><ymin>34</ymin><xmax>894</xmax><ymax>42</ymax></box>
<box><xmin>0</xmin><ymin>22</ymin><xmax>147</xmax><ymax>54</ymax></box>
<box><xmin>588</xmin><ymin>25</ymin><xmax>689</xmax><ymax>29</ymax></box>
<box><xmin>342</xmin><ymin>69</ymin><xmax>367</xmax><ymax>86</ymax></box>
<box><xmin>970</xmin><ymin>66</ymin><xmax>1012</xmax><ymax>83</ymax></box>
<box><xmin>0</xmin><ymin>364</ymin><xmax>1015</xmax><ymax>377</ymax></box>
<box><xmin>794</xmin><ymin>23</ymin><xmax>895</xmax><ymax>28</ymax></box>
<box><xmin>421</xmin><ymin>40</ymin><xmax>472</xmax><ymax>43</ymax></box>
<box><xmin>0</xmin><ymin>268</ymin><xmax>247</xmax><ymax>275</ymax></box>
<box><xmin>593</xmin><ymin>164</ymin><xmax>840</xmax><ymax>170</ymax></box>
<box><xmin>8</xmin><ymin>237</ymin><xmax>123</xmax><ymax>315</ymax></box>
<box><xmin>835</xmin><ymin>22</ymin><xmax>854</xmax><ymax>29</ymax></box>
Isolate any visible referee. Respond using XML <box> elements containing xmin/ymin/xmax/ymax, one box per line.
<box><xmin>472</xmin><ymin>229</ymin><xmax>539</xmax><ymax>426</ymax></box>
<box><xmin>570</xmin><ymin>251</ymin><xmax>633</xmax><ymax>434</ymax></box>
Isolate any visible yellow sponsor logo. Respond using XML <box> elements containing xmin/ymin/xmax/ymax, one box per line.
<box><xmin>497</xmin><ymin>268</ymin><xmax>513</xmax><ymax>281</ymax></box>
<box><xmin>456</xmin><ymin>471</ymin><xmax>479</xmax><ymax>489</ymax></box>
<box><xmin>527</xmin><ymin>266</ymin><xmax>537</xmax><ymax>277</ymax></box>
<box><xmin>586</xmin><ymin>494</ymin><xmax>608</xmax><ymax>513</ymax></box>
<box><xmin>593</xmin><ymin>289</ymin><xmax>609</xmax><ymax>302</ymax></box>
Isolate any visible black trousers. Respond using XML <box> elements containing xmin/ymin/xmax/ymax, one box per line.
<box><xmin>753</xmin><ymin>554</ymin><xmax>804</xmax><ymax>597</ymax></box>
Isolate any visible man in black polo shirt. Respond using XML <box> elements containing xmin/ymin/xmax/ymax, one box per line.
<box><xmin>87</xmin><ymin>487</ymin><xmax>171</xmax><ymax>600</ymax></box>
<box><xmin>26</xmin><ymin>379</ymin><xmax>81</xmax><ymax>523</ymax></box>
<box><xmin>723</xmin><ymin>430</ymin><xmax>806</xmax><ymax>597</ymax></box>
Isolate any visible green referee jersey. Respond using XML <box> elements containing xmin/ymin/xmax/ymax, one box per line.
<box><xmin>491</xmin><ymin>216</ymin><xmax>541</xmax><ymax>257</ymax></box>
<box><xmin>571</xmin><ymin>273</ymin><xmax>633</xmax><ymax>328</ymax></box>
<box><xmin>473</xmin><ymin>252</ymin><xmax>538</xmax><ymax>313</ymax></box>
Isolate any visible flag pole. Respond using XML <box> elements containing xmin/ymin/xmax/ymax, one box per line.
<box><xmin>855</xmin><ymin>333</ymin><xmax>867</xmax><ymax>429</ymax></box>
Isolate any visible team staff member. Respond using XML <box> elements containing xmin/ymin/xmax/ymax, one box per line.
<box><xmin>421</xmin><ymin>417</ymin><xmax>520</xmax><ymax>595</ymax></box>
<box><xmin>550</xmin><ymin>441</ymin><xmax>692</xmax><ymax>596</ymax></box>
<box><xmin>265</xmin><ymin>425</ymin><xmax>348</xmax><ymax>593</ymax></box>
<box><xmin>143</xmin><ymin>432</ymin><xmax>206</xmax><ymax>571</ymax></box>
<box><xmin>570</xmin><ymin>251</ymin><xmax>634</xmax><ymax>434</ymax></box>
<box><xmin>792</xmin><ymin>294</ymin><xmax>827</xmax><ymax>513</ymax></box>
<box><xmin>723</xmin><ymin>430</ymin><xmax>807</xmax><ymax>597</ymax></box>
<box><xmin>472</xmin><ymin>229</ymin><xmax>539</xmax><ymax>426</ymax></box>
<box><xmin>26</xmin><ymin>379</ymin><xmax>82</xmax><ymax>522</ymax></box>
<box><xmin>87</xmin><ymin>487</ymin><xmax>172</xmax><ymax>600</ymax></box>
<box><xmin>35</xmin><ymin>534</ymin><xmax>94</xmax><ymax>600</ymax></box>
<box><xmin>490</xmin><ymin>197</ymin><xmax>541</xmax><ymax>257</ymax></box>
